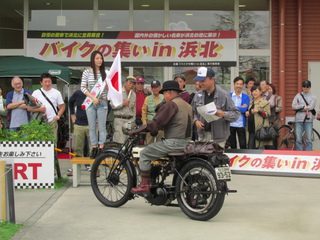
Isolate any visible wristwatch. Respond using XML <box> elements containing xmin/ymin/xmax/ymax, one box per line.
<box><xmin>56</xmin><ymin>116</ymin><xmax>60</xmax><ymax>119</ymax></box>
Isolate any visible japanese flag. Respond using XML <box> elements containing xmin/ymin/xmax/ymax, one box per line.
<box><xmin>106</xmin><ymin>51</ymin><xmax>122</xmax><ymax>107</ymax></box>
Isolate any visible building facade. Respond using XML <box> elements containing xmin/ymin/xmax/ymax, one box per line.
<box><xmin>1</xmin><ymin>0</ymin><xmax>320</xmax><ymax>125</ymax></box>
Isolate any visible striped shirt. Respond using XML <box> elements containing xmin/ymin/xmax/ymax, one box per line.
<box><xmin>81</xmin><ymin>68</ymin><xmax>107</xmax><ymax>99</ymax></box>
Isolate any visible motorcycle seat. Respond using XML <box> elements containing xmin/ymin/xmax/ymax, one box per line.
<box><xmin>167</xmin><ymin>152</ymin><xmax>185</xmax><ymax>156</ymax></box>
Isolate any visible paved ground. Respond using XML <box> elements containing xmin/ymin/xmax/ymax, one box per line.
<box><xmin>10</xmin><ymin>159</ymin><xmax>320</xmax><ymax>240</ymax></box>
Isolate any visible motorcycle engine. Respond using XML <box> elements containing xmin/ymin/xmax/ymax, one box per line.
<box><xmin>146</xmin><ymin>187</ymin><xmax>173</xmax><ymax>206</ymax></box>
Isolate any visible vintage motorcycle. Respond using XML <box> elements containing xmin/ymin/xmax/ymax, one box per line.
<box><xmin>90</xmin><ymin>129</ymin><xmax>236</xmax><ymax>221</ymax></box>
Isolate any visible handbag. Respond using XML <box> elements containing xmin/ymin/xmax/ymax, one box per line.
<box><xmin>255</xmin><ymin>118</ymin><xmax>279</xmax><ymax>141</ymax></box>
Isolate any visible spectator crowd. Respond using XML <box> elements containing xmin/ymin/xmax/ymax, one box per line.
<box><xmin>1</xmin><ymin>61</ymin><xmax>318</xmax><ymax>175</ymax></box>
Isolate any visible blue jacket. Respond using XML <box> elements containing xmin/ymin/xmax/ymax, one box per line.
<box><xmin>6</xmin><ymin>89</ymin><xmax>32</xmax><ymax>123</ymax></box>
<box><xmin>229</xmin><ymin>92</ymin><xmax>250</xmax><ymax>127</ymax></box>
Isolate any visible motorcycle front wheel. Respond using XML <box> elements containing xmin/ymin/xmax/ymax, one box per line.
<box><xmin>91</xmin><ymin>152</ymin><xmax>134</xmax><ymax>207</ymax></box>
<box><xmin>176</xmin><ymin>159</ymin><xmax>225</xmax><ymax>221</ymax></box>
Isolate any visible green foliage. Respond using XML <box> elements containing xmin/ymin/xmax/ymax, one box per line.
<box><xmin>0</xmin><ymin>220</ymin><xmax>23</xmax><ymax>240</ymax></box>
<box><xmin>54</xmin><ymin>177</ymin><xmax>69</xmax><ymax>189</ymax></box>
<box><xmin>0</xmin><ymin>120</ymin><xmax>56</xmax><ymax>142</ymax></box>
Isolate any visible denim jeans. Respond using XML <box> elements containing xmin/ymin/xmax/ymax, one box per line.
<box><xmin>295</xmin><ymin>122</ymin><xmax>313</xmax><ymax>151</ymax></box>
<box><xmin>9</xmin><ymin>127</ymin><xmax>20</xmax><ymax>132</ymax></box>
<box><xmin>86</xmin><ymin>99</ymin><xmax>108</xmax><ymax>146</ymax></box>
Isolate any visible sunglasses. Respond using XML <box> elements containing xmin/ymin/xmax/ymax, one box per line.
<box><xmin>302</xmin><ymin>85</ymin><xmax>310</xmax><ymax>88</ymax></box>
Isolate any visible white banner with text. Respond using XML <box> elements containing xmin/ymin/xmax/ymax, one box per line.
<box><xmin>0</xmin><ymin>141</ymin><xmax>54</xmax><ymax>189</ymax></box>
<box><xmin>27</xmin><ymin>30</ymin><xmax>236</xmax><ymax>66</ymax></box>
<box><xmin>226</xmin><ymin>149</ymin><xmax>320</xmax><ymax>177</ymax></box>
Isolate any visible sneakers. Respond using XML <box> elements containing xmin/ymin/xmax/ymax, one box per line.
<box><xmin>97</xmin><ymin>148</ymin><xmax>103</xmax><ymax>157</ymax></box>
<box><xmin>90</xmin><ymin>148</ymin><xmax>98</xmax><ymax>159</ymax></box>
<box><xmin>67</xmin><ymin>165</ymin><xmax>90</xmax><ymax>176</ymax></box>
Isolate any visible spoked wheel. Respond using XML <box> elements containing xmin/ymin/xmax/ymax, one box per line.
<box><xmin>311</xmin><ymin>129</ymin><xmax>320</xmax><ymax>151</ymax></box>
<box><xmin>277</xmin><ymin>125</ymin><xmax>295</xmax><ymax>150</ymax></box>
<box><xmin>302</xmin><ymin>128</ymin><xmax>320</xmax><ymax>151</ymax></box>
<box><xmin>176</xmin><ymin>160</ymin><xmax>225</xmax><ymax>221</ymax></box>
<box><xmin>91</xmin><ymin>152</ymin><xmax>134</xmax><ymax>207</ymax></box>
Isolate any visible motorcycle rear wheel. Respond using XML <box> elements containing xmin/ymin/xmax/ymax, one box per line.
<box><xmin>91</xmin><ymin>152</ymin><xmax>134</xmax><ymax>207</ymax></box>
<box><xmin>176</xmin><ymin>160</ymin><xmax>225</xmax><ymax>221</ymax></box>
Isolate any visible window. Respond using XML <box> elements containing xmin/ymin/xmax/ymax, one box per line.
<box><xmin>173</xmin><ymin>66</ymin><xmax>232</xmax><ymax>93</ymax></box>
<box><xmin>169</xmin><ymin>11</ymin><xmax>234</xmax><ymax>31</ymax></box>
<box><xmin>28</xmin><ymin>1</ymin><xmax>93</xmax><ymax>31</ymax></box>
<box><xmin>169</xmin><ymin>0</ymin><xmax>234</xmax><ymax>31</ymax></box>
<box><xmin>0</xmin><ymin>2</ymin><xmax>23</xmax><ymax>48</ymax></box>
<box><xmin>133</xmin><ymin>67</ymin><xmax>164</xmax><ymax>86</ymax></box>
<box><xmin>239</xmin><ymin>1</ymin><xmax>270</xmax><ymax>49</ymax></box>
<box><xmin>98</xmin><ymin>0</ymin><xmax>129</xmax><ymax>31</ymax></box>
<box><xmin>133</xmin><ymin>0</ymin><xmax>164</xmax><ymax>31</ymax></box>
<box><xmin>239</xmin><ymin>56</ymin><xmax>270</xmax><ymax>82</ymax></box>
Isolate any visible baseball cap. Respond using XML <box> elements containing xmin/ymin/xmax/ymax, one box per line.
<box><xmin>136</xmin><ymin>77</ymin><xmax>144</xmax><ymax>83</ymax></box>
<box><xmin>194</xmin><ymin>67</ymin><xmax>215</xmax><ymax>81</ymax></box>
<box><xmin>302</xmin><ymin>80</ymin><xmax>311</xmax><ymax>88</ymax></box>
<box><xmin>126</xmin><ymin>76</ymin><xmax>136</xmax><ymax>83</ymax></box>
<box><xmin>151</xmin><ymin>80</ymin><xmax>161</xmax><ymax>88</ymax></box>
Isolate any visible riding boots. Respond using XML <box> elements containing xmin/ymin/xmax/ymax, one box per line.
<box><xmin>131</xmin><ymin>170</ymin><xmax>150</xmax><ymax>193</ymax></box>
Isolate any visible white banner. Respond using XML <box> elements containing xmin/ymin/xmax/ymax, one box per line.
<box><xmin>27</xmin><ymin>30</ymin><xmax>236</xmax><ymax>66</ymax></box>
<box><xmin>0</xmin><ymin>141</ymin><xmax>54</xmax><ymax>189</ymax></box>
<box><xmin>226</xmin><ymin>150</ymin><xmax>320</xmax><ymax>177</ymax></box>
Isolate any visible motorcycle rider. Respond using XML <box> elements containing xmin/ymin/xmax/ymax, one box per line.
<box><xmin>130</xmin><ymin>80</ymin><xmax>193</xmax><ymax>194</ymax></box>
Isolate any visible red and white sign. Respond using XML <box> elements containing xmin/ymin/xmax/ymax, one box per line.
<box><xmin>1</xmin><ymin>142</ymin><xmax>54</xmax><ymax>189</ymax></box>
<box><xmin>226</xmin><ymin>149</ymin><xmax>320</xmax><ymax>177</ymax></box>
<box><xmin>27</xmin><ymin>30</ymin><xmax>236</xmax><ymax>66</ymax></box>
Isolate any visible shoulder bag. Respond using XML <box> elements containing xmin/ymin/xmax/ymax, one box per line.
<box><xmin>300</xmin><ymin>93</ymin><xmax>316</xmax><ymax>116</ymax></box>
<box><xmin>255</xmin><ymin>117</ymin><xmax>279</xmax><ymax>141</ymax></box>
<box><xmin>39</xmin><ymin>89</ymin><xmax>69</xmax><ymax>148</ymax></box>
<box><xmin>40</xmin><ymin>89</ymin><xmax>59</xmax><ymax>116</ymax></box>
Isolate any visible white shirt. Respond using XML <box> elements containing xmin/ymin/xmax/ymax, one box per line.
<box><xmin>32</xmin><ymin>88</ymin><xmax>64</xmax><ymax>122</ymax></box>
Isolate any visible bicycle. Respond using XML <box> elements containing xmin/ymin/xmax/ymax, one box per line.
<box><xmin>277</xmin><ymin>121</ymin><xmax>320</xmax><ymax>150</ymax></box>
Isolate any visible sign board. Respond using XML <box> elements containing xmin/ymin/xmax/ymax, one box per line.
<box><xmin>132</xmin><ymin>147</ymin><xmax>320</xmax><ymax>177</ymax></box>
<box><xmin>0</xmin><ymin>141</ymin><xmax>54</xmax><ymax>189</ymax></box>
<box><xmin>27</xmin><ymin>30</ymin><xmax>237</xmax><ymax>66</ymax></box>
<box><xmin>226</xmin><ymin>149</ymin><xmax>320</xmax><ymax>177</ymax></box>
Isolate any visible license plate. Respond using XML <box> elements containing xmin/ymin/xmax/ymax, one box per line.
<box><xmin>215</xmin><ymin>167</ymin><xmax>231</xmax><ymax>180</ymax></box>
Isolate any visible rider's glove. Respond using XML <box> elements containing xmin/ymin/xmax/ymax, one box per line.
<box><xmin>129</xmin><ymin>124</ymin><xmax>147</xmax><ymax>136</ymax></box>
<box><xmin>150</xmin><ymin>131</ymin><xmax>158</xmax><ymax>137</ymax></box>
<box><xmin>129</xmin><ymin>129</ymin><xmax>138</xmax><ymax>136</ymax></box>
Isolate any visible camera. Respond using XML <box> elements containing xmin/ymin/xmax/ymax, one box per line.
<box><xmin>306</xmin><ymin>111</ymin><xmax>310</xmax><ymax>120</ymax></box>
